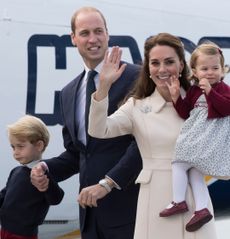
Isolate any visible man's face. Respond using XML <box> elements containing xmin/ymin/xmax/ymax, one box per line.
<box><xmin>71</xmin><ymin>11</ymin><xmax>109</xmax><ymax>69</ymax></box>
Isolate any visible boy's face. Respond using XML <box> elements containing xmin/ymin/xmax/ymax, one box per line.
<box><xmin>9</xmin><ymin>135</ymin><xmax>43</xmax><ymax>165</ymax></box>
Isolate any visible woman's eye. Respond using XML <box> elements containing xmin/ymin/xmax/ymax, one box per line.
<box><xmin>151</xmin><ymin>61</ymin><xmax>159</xmax><ymax>66</ymax></box>
<box><xmin>165</xmin><ymin>60</ymin><xmax>175</xmax><ymax>65</ymax></box>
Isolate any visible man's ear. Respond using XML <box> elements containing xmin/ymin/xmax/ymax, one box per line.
<box><xmin>106</xmin><ymin>31</ymin><xmax>110</xmax><ymax>43</ymax></box>
<box><xmin>71</xmin><ymin>32</ymin><xmax>77</xmax><ymax>47</ymax></box>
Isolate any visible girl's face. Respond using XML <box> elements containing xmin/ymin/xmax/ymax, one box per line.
<box><xmin>149</xmin><ymin>45</ymin><xmax>184</xmax><ymax>91</ymax></box>
<box><xmin>193</xmin><ymin>54</ymin><xmax>224</xmax><ymax>85</ymax></box>
<box><xmin>9</xmin><ymin>135</ymin><xmax>43</xmax><ymax>165</ymax></box>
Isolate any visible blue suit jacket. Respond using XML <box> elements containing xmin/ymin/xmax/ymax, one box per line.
<box><xmin>46</xmin><ymin>62</ymin><xmax>142</xmax><ymax>231</ymax></box>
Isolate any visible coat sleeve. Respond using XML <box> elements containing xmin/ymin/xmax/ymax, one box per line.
<box><xmin>173</xmin><ymin>86</ymin><xmax>196</xmax><ymax>119</ymax></box>
<box><xmin>88</xmin><ymin>96</ymin><xmax>142</xmax><ymax>189</ymax></box>
<box><xmin>0</xmin><ymin>169</ymin><xmax>15</xmax><ymax>207</ymax></box>
<box><xmin>0</xmin><ymin>187</ymin><xmax>6</xmax><ymax>208</ymax></box>
<box><xmin>207</xmin><ymin>82</ymin><xmax>230</xmax><ymax>116</ymax></box>
<box><xmin>88</xmin><ymin>96</ymin><xmax>134</xmax><ymax>138</ymax></box>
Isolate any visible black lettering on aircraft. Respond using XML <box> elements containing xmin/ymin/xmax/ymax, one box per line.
<box><xmin>26</xmin><ymin>34</ymin><xmax>142</xmax><ymax>125</ymax></box>
<box><xmin>26</xmin><ymin>34</ymin><xmax>230</xmax><ymax>126</ymax></box>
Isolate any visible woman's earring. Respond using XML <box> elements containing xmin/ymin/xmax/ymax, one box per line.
<box><xmin>179</xmin><ymin>73</ymin><xmax>182</xmax><ymax>78</ymax></box>
<box><xmin>149</xmin><ymin>75</ymin><xmax>152</xmax><ymax>78</ymax></box>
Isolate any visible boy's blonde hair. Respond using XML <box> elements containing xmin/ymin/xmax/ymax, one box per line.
<box><xmin>7</xmin><ymin>115</ymin><xmax>49</xmax><ymax>152</ymax></box>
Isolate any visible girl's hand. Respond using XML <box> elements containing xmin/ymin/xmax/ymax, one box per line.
<box><xmin>199</xmin><ymin>78</ymin><xmax>212</xmax><ymax>95</ymax></box>
<box><xmin>166</xmin><ymin>75</ymin><xmax>181</xmax><ymax>103</ymax></box>
<box><xmin>95</xmin><ymin>46</ymin><xmax>127</xmax><ymax>101</ymax></box>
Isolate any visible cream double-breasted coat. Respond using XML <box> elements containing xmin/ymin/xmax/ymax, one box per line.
<box><xmin>88</xmin><ymin>89</ymin><xmax>217</xmax><ymax>239</ymax></box>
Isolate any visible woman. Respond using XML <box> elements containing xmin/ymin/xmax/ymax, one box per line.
<box><xmin>88</xmin><ymin>33</ymin><xmax>217</xmax><ymax>239</ymax></box>
<box><xmin>160</xmin><ymin>41</ymin><xmax>230</xmax><ymax>232</ymax></box>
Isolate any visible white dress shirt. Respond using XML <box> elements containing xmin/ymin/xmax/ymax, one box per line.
<box><xmin>75</xmin><ymin>63</ymin><xmax>102</xmax><ymax>145</ymax></box>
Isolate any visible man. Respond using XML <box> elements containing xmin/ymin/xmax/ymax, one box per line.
<box><xmin>31</xmin><ymin>7</ymin><xmax>142</xmax><ymax>239</ymax></box>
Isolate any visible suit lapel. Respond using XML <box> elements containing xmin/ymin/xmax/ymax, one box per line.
<box><xmin>69</xmin><ymin>71</ymin><xmax>86</xmax><ymax>149</ymax></box>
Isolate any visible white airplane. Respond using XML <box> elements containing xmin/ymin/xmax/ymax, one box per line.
<box><xmin>1</xmin><ymin>0</ymin><xmax>230</xmax><ymax>238</ymax></box>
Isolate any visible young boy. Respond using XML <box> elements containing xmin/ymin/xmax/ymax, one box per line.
<box><xmin>0</xmin><ymin>115</ymin><xmax>64</xmax><ymax>239</ymax></box>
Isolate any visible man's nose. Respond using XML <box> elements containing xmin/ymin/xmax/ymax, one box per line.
<box><xmin>88</xmin><ymin>33</ymin><xmax>97</xmax><ymax>42</ymax></box>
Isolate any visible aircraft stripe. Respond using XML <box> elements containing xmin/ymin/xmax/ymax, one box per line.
<box><xmin>55</xmin><ymin>229</ymin><xmax>81</xmax><ymax>239</ymax></box>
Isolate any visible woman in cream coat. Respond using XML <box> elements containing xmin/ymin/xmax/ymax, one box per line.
<box><xmin>88</xmin><ymin>33</ymin><xmax>217</xmax><ymax>239</ymax></box>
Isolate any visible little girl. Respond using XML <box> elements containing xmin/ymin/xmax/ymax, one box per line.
<box><xmin>159</xmin><ymin>42</ymin><xmax>230</xmax><ymax>232</ymax></box>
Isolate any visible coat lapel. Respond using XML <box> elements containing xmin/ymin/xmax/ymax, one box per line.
<box><xmin>151</xmin><ymin>90</ymin><xmax>167</xmax><ymax>113</ymax></box>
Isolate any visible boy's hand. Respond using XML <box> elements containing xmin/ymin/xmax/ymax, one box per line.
<box><xmin>31</xmin><ymin>162</ymin><xmax>49</xmax><ymax>192</ymax></box>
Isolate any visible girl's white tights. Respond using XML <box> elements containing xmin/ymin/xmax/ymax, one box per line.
<box><xmin>171</xmin><ymin>162</ymin><xmax>209</xmax><ymax>211</ymax></box>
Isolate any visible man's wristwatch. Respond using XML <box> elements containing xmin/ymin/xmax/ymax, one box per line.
<box><xmin>99</xmin><ymin>179</ymin><xmax>112</xmax><ymax>192</ymax></box>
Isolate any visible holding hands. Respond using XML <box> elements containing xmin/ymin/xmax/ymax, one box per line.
<box><xmin>31</xmin><ymin>162</ymin><xmax>49</xmax><ymax>192</ymax></box>
<box><xmin>95</xmin><ymin>46</ymin><xmax>127</xmax><ymax>101</ymax></box>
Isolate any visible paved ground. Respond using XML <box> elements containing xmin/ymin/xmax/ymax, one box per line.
<box><xmin>1</xmin><ymin>216</ymin><xmax>230</xmax><ymax>239</ymax></box>
<box><xmin>39</xmin><ymin>217</ymin><xmax>230</xmax><ymax>239</ymax></box>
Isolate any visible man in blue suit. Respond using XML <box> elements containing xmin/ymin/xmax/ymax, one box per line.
<box><xmin>31</xmin><ymin>6</ymin><xmax>142</xmax><ymax>239</ymax></box>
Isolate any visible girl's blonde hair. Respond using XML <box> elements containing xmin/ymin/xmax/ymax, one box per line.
<box><xmin>8</xmin><ymin>115</ymin><xmax>49</xmax><ymax>151</ymax></box>
<box><xmin>190</xmin><ymin>41</ymin><xmax>226</xmax><ymax>82</ymax></box>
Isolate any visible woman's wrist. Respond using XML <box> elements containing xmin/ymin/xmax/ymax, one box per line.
<box><xmin>171</xmin><ymin>95</ymin><xmax>179</xmax><ymax>104</ymax></box>
<box><xmin>95</xmin><ymin>89</ymin><xmax>108</xmax><ymax>101</ymax></box>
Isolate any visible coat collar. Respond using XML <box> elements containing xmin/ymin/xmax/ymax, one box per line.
<box><xmin>150</xmin><ymin>89</ymin><xmax>169</xmax><ymax>113</ymax></box>
<box><xmin>23</xmin><ymin>159</ymin><xmax>41</xmax><ymax>169</ymax></box>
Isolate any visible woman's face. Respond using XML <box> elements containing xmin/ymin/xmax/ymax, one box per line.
<box><xmin>149</xmin><ymin>45</ymin><xmax>184</xmax><ymax>91</ymax></box>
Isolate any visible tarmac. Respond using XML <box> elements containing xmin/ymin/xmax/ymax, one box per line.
<box><xmin>1</xmin><ymin>216</ymin><xmax>229</xmax><ymax>239</ymax></box>
<box><xmin>38</xmin><ymin>216</ymin><xmax>230</xmax><ymax>239</ymax></box>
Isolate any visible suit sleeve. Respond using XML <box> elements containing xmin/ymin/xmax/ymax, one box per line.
<box><xmin>44</xmin><ymin>171</ymin><xmax>64</xmax><ymax>205</ymax></box>
<box><xmin>44</xmin><ymin>92</ymin><xmax>80</xmax><ymax>182</ymax></box>
<box><xmin>106</xmin><ymin>139</ymin><xmax>142</xmax><ymax>189</ymax></box>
